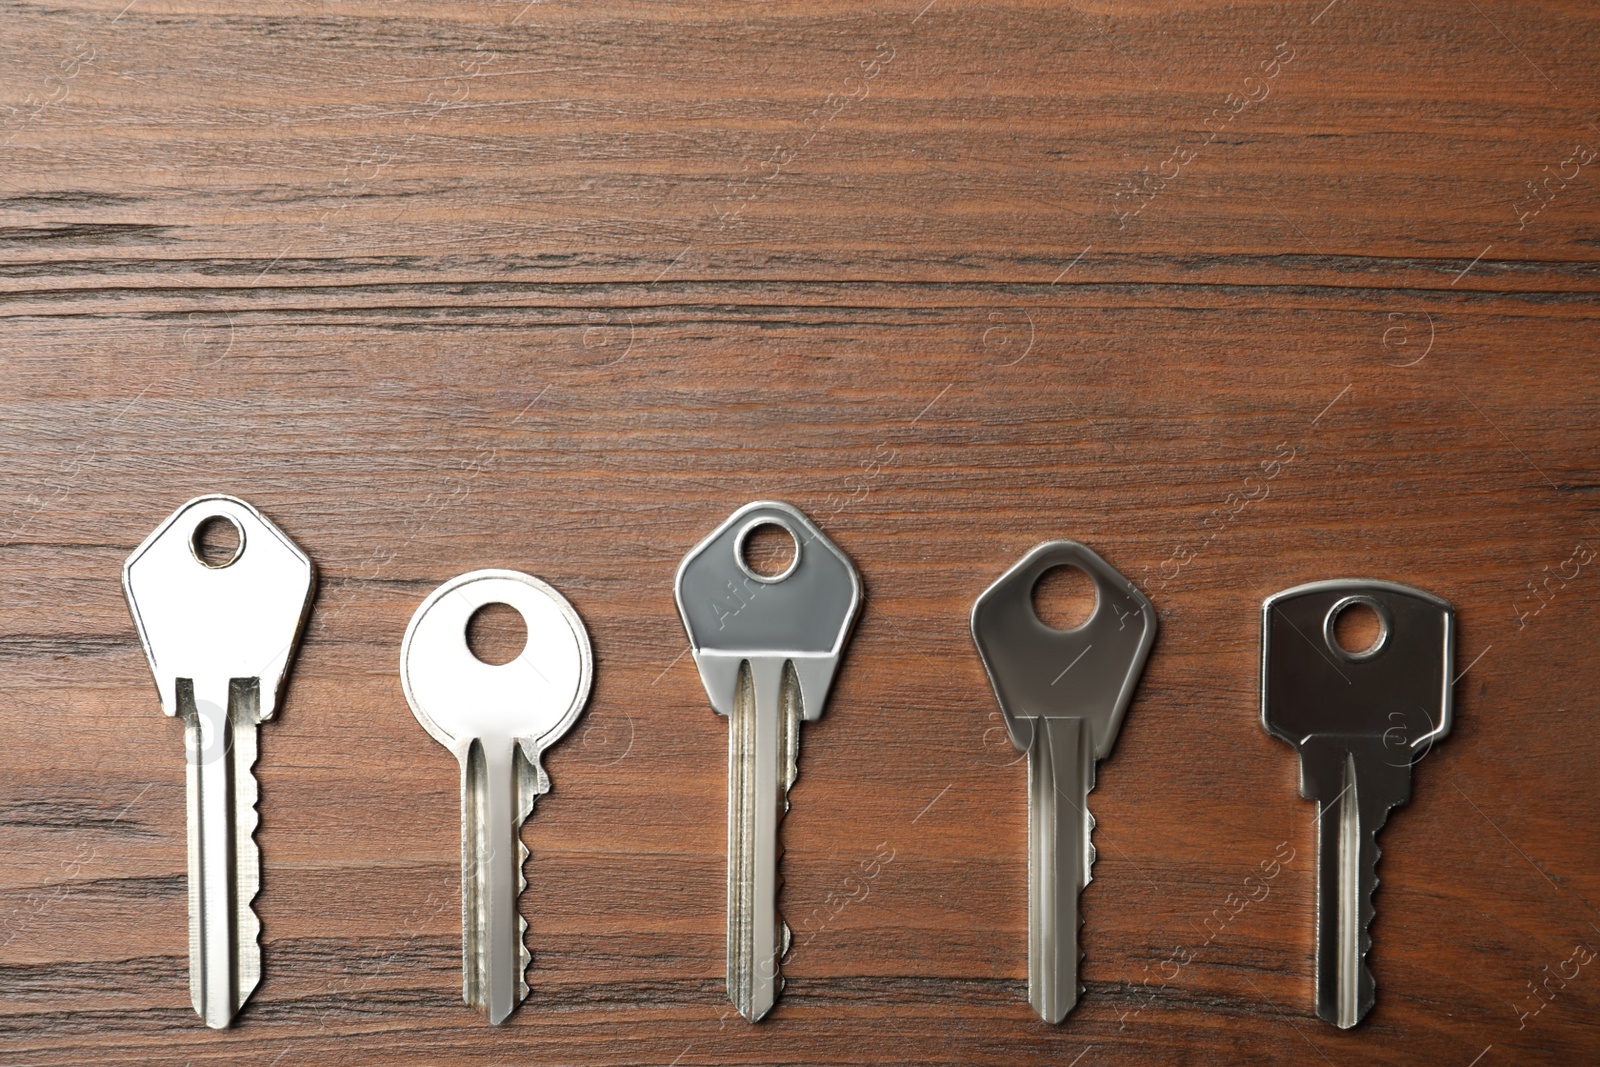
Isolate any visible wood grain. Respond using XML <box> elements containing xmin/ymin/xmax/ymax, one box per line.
<box><xmin>2</xmin><ymin>0</ymin><xmax>1599</xmax><ymax>1063</ymax></box>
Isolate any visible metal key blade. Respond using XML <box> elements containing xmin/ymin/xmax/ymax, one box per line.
<box><xmin>1328</xmin><ymin>751</ymin><xmax>1362</xmax><ymax>1027</ymax></box>
<box><xmin>1027</xmin><ymin>715</ymin><xmax>1092</xmax><ymax>1022</ymax></box>
<box><xmin>1298</xmin><ymin>737</ymin><xmax>1411</xmax><ymax>1027</ymax></box>
<box><xmin>676</xmin><ymin>502</ymin><xmax>862</xmax><ymax>1023</ymax></box>
<box><xmin>183</xmin><ymin>678</ymin><xmax>262</xmax><ymax>1029</ymax></box>
<box><xmin>725</xmin><ymin>657</ymin><xmax>799</xmax><ymax>1021</ymax></box>
<box><xmin>1262</xmin><ymin>579</ymin><xmax>1453</xmax><ymax>1029</ymax></box>
<box><xmin>461</xmin><ymin>737</ymin><xmax>539</xmax><ymax>1024</ymax></box>
<box><xmin>972</xmin><ymin>541</ymin><xmax>1156</xmax><ymax>1023</ymax></box>
<box><xmin>402</xmin><ymin>569</ymin><xmax>593</xmax><ymax>1025</ymax></box>
<box><xmin>123</xmin><ymin>495</ymin><xmax>315</xmax><ymax>1029</ymax></box>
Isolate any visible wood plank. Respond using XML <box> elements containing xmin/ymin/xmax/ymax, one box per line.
<box><xmin>2</xmin><ymin>0</ymin><xmax>1598</xmax><ymax>1063</ymax></box>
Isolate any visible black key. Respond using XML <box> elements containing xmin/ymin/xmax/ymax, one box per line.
<box><xmin>1262</xmin><ymin>580</ymin><xmax>1454</xmax><ymax>1028</ymax></box>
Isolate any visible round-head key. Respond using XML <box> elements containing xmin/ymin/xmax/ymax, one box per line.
<box><xmin>402</xmin><ymin>569</ymin><xmax>591</xmax><ymax>764</ymax></box>
<box><xmin>401</xmin><ymin>569</ymin><xmax>592</xmax><ymax>1026</ymax></box>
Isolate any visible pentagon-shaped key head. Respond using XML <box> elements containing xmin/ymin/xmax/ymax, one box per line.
<box><xmin>125</xmin><ymin>494</ymin><xmax>315</xmax><ymax>722</ymax></box>
<box><xmin>676</xmin><ymin>501</ymin><xmax>861</xmax><ymax>721</ymax></box>
<box><xmin>123</xmin><ymin>494</ymin><xmax>315</xmax><ymax>1029</ymax></box>
<box><xmin>970</xmin><ymin>541</ymin><xmax>1157</xmax><ymax>1023</ymax></box>
<box><xmin>972</xmin><ymin>540</ymin><xmax>1157</xmax><ymax>756</ymax></box>
<box><xmin>676</xmin><ymin>501</ymin><xmax>861</xmax><ymax>1023</ymax></box>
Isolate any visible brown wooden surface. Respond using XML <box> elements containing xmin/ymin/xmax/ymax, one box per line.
<box><xmin>3</xmin><ymin>0</ymin><xmax>1600</xmax><ymax>1063</ymax></box>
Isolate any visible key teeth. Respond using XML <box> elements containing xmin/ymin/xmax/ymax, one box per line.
<box><xmin>515</xmin><ymin>754</ymin><xmax>542</xmax><ymax>1006</ymax></box>
<box><xmin>1086</xmin><ymin>806</ymin><xmax>1097</xmax><ymax>886</ymax></box>
<box><xmin>1071</xmin><ymin>885</ymin><xmax>1087</xmax><ymax>1016</ymax></box>
<box><xmin>1079</xmin><ymin>807</ymin><xmax>1094</xmax><ymax>1006</ymax></box>
<box><xmin>1358</xmin><ymin>831</ymin><xmax>1382</xmax><ymax>1013</ymax></box>
<box><xmin>240</xmin><ymin>746</ymin><xmax>263</xmax><ymax>1012</ymax></box>
<box><xmin>230</xmin><ymin>712</ymin><xmax>264</xmax><ymax>1027</ymax></box>
<box><xmin>778</xmin><ymin>920</ymin><xmax>791</xmax><ymax>996</ymax></box>
<box><xmin>516</xmin><ymin>744</ymin><xmax>550</xmax><ymax>817</ymax></box>
<box><xmin>776</xmin><ymin>664</ymin><xmax>801</xmax><ymax>992</ymax></box>
<box><xmin>519</xmin><ymin>833</ymin><xmax>531</xmax><ymax>1004</ymax></box>
<box><xmin>1317</xmin><ymin>794</ymin><xmax>1387</xmax><ymax>1029</ymax></box>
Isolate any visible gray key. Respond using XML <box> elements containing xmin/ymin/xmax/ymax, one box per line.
<box><xmin>123</xmin><ymin>495</ymin><xmax>315</xmax><ymax>1029</ymax></box>
<box><xmin>401</xmin><ymin>569</ymin><xmax>592</xmax><ymax>1025</ymax></box>
<box><xmin>1261</xmin><ymin>579</ymin><xmax>1453</xmax><ymax>1028</ymax></box>
<box><xmin>971</xmin><ymin>541</ymin><xmax>1156</xmax><ymax>1023</ymax></box>
<box><xmin>675</xmin><ymin>502</ymin><xmax>861</xmax><ymax>1022</ymax></box>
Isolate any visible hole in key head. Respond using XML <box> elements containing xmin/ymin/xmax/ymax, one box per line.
<box><xmin>736</xmin><ymin>519</ymin><xmax>800</xmax><ymax>583</ymax></box>
<box><xmin>1031</xmin><ymin>564</ymin><xmax>1098</xmax><ymax>632</ymax></box>
<box><xmin>1327</xmin><ymin>596</ymin><xmax>1389</xmax><ymax>661</ymax></box>
<box><xmin>191</xmin><ymin>515</ymin><xmax>244</xmax><ymax>569</ymax></box>
<box><xmin>465</xmin><ymin>602</ymin><xmax>528</xmax><ymax>666</ymax></box>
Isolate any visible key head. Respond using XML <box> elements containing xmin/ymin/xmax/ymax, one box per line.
<box><xmin>675</xmin><ymin>501</ymin><xmax>861</xmax><ymax>721</ymax></box>
<box><xmin>971</xmin><ymin>541</ymin><xmax>1157</xmax><ymax>757</ymax></box>
<box><xmin>1261</xmin><ymin>579</ymin><xmax>1453</xmax><ymax>758</ymax></box>
<box><xmin>402</xmin><ymin>569</ymin><xmax>593</xmax><ymax>769</ymax></box>
<box><xmin>123</xmin><ymin>495</ymin><xmax>316</xmax><ymax>721</ymax></box>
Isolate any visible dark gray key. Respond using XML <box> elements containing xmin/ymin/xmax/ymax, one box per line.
<box><xmin>971</xmin><ymin>541</ymin><xmax>1157</xmax><ymax>1023</ymax></box>
<box><xmin>1261</xmin><ymin>579</ymin><xmax>1454</xmax><ymax>1028</ymax></box>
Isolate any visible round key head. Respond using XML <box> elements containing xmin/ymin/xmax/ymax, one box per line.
<box><xmin>123</xmin><ymin>494</ymin><xmax>316</xmax><ymax>720</ymax></box>
<box><xmin>971</xmin><ymin>541</ymin><xmax>1158</xmax><ymax>757</ymax></box>
<box><xmin>1261</xmin><ymin>579</ymin><xmax>1453</xmax><ymax>755</ymax></box>
<box><xmin>401</xmin><ymin>569</ymin><xmax>593</xmax><ymax>761</ymax></box>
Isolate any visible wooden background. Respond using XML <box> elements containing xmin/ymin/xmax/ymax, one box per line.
<box><xmin>3</xmin><ymin>0</ymin><xmax>1599</xmax><ymax>1063</ymax></box>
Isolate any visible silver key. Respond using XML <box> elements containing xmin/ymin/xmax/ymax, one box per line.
<box><xmin>675</xmin><ymin>502</ymin><xmax>862</xmax><ymax>1022</ymax></box>
<box><xmin>1262</xmin><ymin>579</ymin><xmax>1453</xmax><ymax>1028</ymax></box>
<box><xmin>123</xmin><ymin>494</ymin><xmax>316</xmax><ymax>1029</ymax></box>
<box><xmin>971</xmin><ymin>541</ymin><xmax>1156</xmax><ymax>1023</ymax></box>
<box><xmin>401</xmin><ymin>569</ymin><xmax>592</xmax><ymax>1025</ymax></box>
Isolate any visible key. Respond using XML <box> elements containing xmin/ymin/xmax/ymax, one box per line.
<box><xmin>1261</xmin><ymin>579</ymin><xmax>1453</xmax><ymax>1028</ymax></box>
<box><xmin>970</xmin><ymin>541</ymin><xmax>1157</xmax><ymax>1023</ymax></box>
<box><xmin>675</xmin><ymin>501</ymin><xmax>862</xmax><ymax>1022</ymax></box>
<box><xmin>122</xmin><ymin>494</ymin><xmax>316</xmax><ymax>1029</ymax></box>
<box><xmin>401</xmin><ymin>568</ymin><xmax>592</xmax><ymax>1025</ymax></box>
